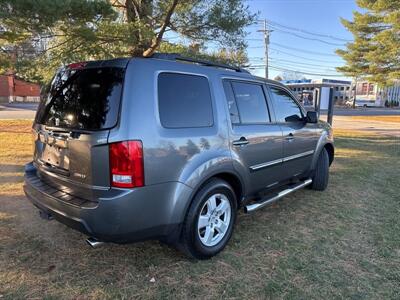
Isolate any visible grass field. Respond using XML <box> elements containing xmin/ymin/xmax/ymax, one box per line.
<box><xmin>0</xmin><ymin>120</ymin><xmax>399</xmax><ymax>299</ymax></box>
<box><xmin>349</xmin><ymin>115</ymin><xmax>400</xmax><ymax>123</ymax></box>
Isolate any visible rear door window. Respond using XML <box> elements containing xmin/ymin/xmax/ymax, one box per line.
<box><xmin>158</xmin><ymin>73</ymin><xmax>213</xmax><ymax>128</ymax></box>
<box><xmin>222</xmin><ymin>81</ymin><xmax>240</xmax><ymax>124</ymax></box>
<box><xmin>36</xmin><ymin>67</ymin><xmax>125</xmax><ymax>130</ymax></box>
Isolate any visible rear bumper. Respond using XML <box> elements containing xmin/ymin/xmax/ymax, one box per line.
<box><xmin>23</xmin><ymin>162</ymin><xmax>193</xmax><ymax>243</ymax></box>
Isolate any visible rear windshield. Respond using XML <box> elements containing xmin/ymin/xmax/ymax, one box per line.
<box><xmin>36</xmin><ymin>67</ymin><xmax>125</xmax><ymax>131</ymax></box>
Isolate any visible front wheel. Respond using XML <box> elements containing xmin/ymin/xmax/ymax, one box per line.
<box><xmin>180</xmin><ymin>178</ymin><xmax>237</xmax><ymax>259</ymax></box>
<box><xmin>310</xmin><ymin>148</ymin><xmax>330</xmax><ymax>191</ymax></box>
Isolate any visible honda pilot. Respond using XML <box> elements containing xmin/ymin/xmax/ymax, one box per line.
<box><xmin>24</xmin><ymin>54</ymin><xmax>334</xmax><ymax>259</ymax></box>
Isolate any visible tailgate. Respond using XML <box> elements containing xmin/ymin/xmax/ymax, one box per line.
<box><xmin>32</xmin><ymin>59</ymin><xmax>128</xmax><ymax>199</ymax></box>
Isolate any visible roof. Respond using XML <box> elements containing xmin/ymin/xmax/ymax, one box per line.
<box><xmin>63</xmin><ymin>54</ymin><xmax>287</xmax><ymax>88</ymax></box>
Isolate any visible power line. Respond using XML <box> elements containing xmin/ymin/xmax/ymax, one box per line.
<box><xmin>269</xmin><ymin>58</ymin><xmax>340</xmax><ymax>69</ymax></box>
<box><xmin>244</xmin><ymin>38</ymin><xmax>263</xmax><ymax>41</ymax></box>
<box><xmin>272</xmin><ymin>42</ymin><xmax>339</xmax><ymax>56</ymax></box>
<box><xmin>248</xmin><ymin>43</ymin><xmax>343</xmax><ymax>58</ymax></box>
<box><xmin>251</xmin><ymin>61</ymin><xmax>339</xmax><ymax>73</ymax></box>
<box><xmin>269</xmin><ymin>48</ymin><xmax>343</xmax><ymax>63</ymax></box>
<box><xmin>266</xmin><ymin>19</ymin><xmax>352</xmax><ymax>42</ymax></box>
<box><xmin>272</xmin><ymin>63</ymin><xmax>338</xmax><ymax>73</ymax></box>
<box><xmin>251</xmin><ymin>65</ymin><xmax>347</xmax><ymax>77</ymax></box>
<box><xmin>250</xmin><ymin>56</ymin><xmax>341</xmax><ymax>68</ymax></box>
<box><xmin>267</xmin><ymin>24</ymin><xmax>346</xmax><ymax>46</ymax></box>
<box><xmin>270</xmin><ymin>66</ymin><xmax>346</xmax><ymax>77</ymax></box>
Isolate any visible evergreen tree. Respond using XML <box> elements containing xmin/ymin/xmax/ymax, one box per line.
<box><xmin>0</xmin><ymin>0</ymin><xmax>256</xmax><ymax>83</ymax></box>
<box><xmin>336</xmin><ymin>0</ymin><xmax>400</xmax><ymax>85</ymax></box>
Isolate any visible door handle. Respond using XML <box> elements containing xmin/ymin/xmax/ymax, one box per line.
<box><xmin>286</xmin><ymin>133</ymin><xmax>294</xmax><ymax>141</ymax></box>
<box><xmin>233</xmin><ymin>137</ymin><xmax>249</xmax><ymax>146</ymax></box>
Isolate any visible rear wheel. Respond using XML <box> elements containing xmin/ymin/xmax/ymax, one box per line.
<box><xmin>180</xmin><ymin>179</ymin><xmax>237</xmax><ymax>259</ymax></box>
<box><xmin>310</xmin><ymin>148</ymin><xmax>329</xmax><ymax>191</ymax></box>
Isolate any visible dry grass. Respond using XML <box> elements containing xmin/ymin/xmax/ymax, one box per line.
<box><xmin>350</xmin><ymin>115</ymin><xmax>400</xmax><ymax>123</ymax></box>
<box><xmin>0</xmin><ymin>120</ymin><xmax>399</xmax><ymax>299</ymax></box>
<box><xmin>0</xmin><ymin>119</ymin><xmax>33</xmax><ymax>133</ymax></box>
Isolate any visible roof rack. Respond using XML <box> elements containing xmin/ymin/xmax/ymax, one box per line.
<box><xmin>150</xmin><ymin>53</ymin><xmax>250</xmax><ymax>74</ymax></box>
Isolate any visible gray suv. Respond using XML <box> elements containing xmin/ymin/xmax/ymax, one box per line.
<box><xmin>24</xmin><ymin>54</ymin><xmax>334</xmax><ymax>259</ymax></box>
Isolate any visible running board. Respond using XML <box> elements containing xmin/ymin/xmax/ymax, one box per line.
<box><xmin>244</xmin><ymin>179</ymin><xmax>312</xmax><ymax>213</ymax></box>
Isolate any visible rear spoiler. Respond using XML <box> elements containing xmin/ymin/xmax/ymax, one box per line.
<box><xmin>66</xmin><ymin>58</ymin><xmax>130</xmax><ymax>70</ymax></box>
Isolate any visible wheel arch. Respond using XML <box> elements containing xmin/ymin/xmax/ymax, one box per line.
<box><xmin>187</xmin><ymin>170</ymin><xmax>245</xmax><ymax>213</ymax></box>
<box><xmin>324</xmin><ymin>142</ymin><xmax>334</xmax><ymax>166</ymax></box>
<box><xmin>311</xmin><ymin>129</ymin><xmax>335</xmax><ymax>170</ymax></box>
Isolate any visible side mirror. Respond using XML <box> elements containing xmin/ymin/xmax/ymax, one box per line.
<box><xmin>306</xmin><ymin>111</ymin><xmax>318</xmax><ymax>123</ymax></box>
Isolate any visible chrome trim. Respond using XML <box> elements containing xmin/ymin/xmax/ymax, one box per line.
<box><xmin>86</xmin><ymin>237</ymin><xmax>104</xmax><ymax>248</ymax></box>
<box><xmin>250</xmin><ymin>158</ymin><xmax>282</xmax><ymax>171</ymax></box>
<box><xmin>233</xmin><ymin>139</ymin><xmax>249</xmax><ymax>146</ymax></box>
<box><xmin>266</xmin><ymin>181</ymin><xmax>279</xmax><ymax>188</ymax></box>
<box><xmin>245</xmin><ymin>179</ymin><xmax>312</xmax><ymax>213</ymax></box>
<box><xmin>282</xmin><ymin>150</ymin><xmax>314</xmax><ymax>162</ymax></box>
<box><xmin>249</xmin><ymin>150</ymin><xmax>314</xmax><ymax>171</ymax></box>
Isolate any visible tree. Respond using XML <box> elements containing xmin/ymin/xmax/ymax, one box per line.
<box><xmin>0</xmin><ymin>0</ymin><xmax>256</xmax><ymax>83</ymax></box>
<box><xmin>273</xmin><ymin>75</ymin><xmax>283</xmax><ymax>81</ymax></box>
<box><xmin>336</xmin><ymin>0</ymin><xmax>400</xmax><ymax>85</ymax></box>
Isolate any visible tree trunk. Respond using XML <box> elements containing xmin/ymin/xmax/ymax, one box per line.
<box><xmin>125</xmin><ymin>0</ymin><xmax>154</xmax><ymax>56</ymax></box>
<box><xmin>142</xmin><ymin>0</ymin><xmax>179</xmax><ymax>57</ymax></box>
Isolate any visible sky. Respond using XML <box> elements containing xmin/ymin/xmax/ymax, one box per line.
<box><xmin>242</xmin><ymin>0</ymin><xmax>359</xmax><ymax>80</ymax></box>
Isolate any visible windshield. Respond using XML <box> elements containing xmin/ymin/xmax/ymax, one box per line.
<box><xmin>36</xmin><ymin>67</ymin><xmax>125</xmax><ymax>131</ymax></box>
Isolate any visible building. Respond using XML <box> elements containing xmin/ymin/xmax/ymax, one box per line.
<box><xmin>355</xmin><ymin>80</ymin><xmax>400</xmax><ymax>107</ymax></box>
<box><xmin>282</xmin><ymin>79</ymin><xmax>353</xmax><ymax>109</ymax></box>
<box><xmin>0</xmin><ymin>74</ymin><xmax>41</xmax><ymax>103</ymax></box>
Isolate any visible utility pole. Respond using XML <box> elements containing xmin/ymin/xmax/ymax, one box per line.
<box><xmin>258</xmin><ymin>19</ymin><xmax>272</xmax><ymax>79</ymax></box>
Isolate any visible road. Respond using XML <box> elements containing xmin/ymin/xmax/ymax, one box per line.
<box><xmin>0</xmin><ymin>104</ymin><xmax>399</xmax><ymax>137</ymax></box>
<box><xmin>321</xmin><ymin>107</ymin><xmax>400</xmax><ymax>116</ymax></box>
<box><xmin>319</xmin><ymin>108</ymin><xmax>399</xmax><ymax>137</ymax></box>
<box><xmin>0</xmin><ymin>103</ymin><xmax>38</xmax><ymax>119</ymax></box>
<box><xmin>330</xmin><ymin>115</ymin><xmax>399</xmax><ymax>137</ymax></box>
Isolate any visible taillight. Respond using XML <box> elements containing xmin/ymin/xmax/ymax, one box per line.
<box><xmin>109</xmin><ymin>141</ymin><xmax>144</xmax><ymax>188</ymax></box>
<box><xmin>67</xmin><ymin>62</ymin><xmax>87</xmax><ymax>70</ymax></box>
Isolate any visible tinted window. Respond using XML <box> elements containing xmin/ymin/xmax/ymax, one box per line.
<box><xmin>36</xmin><ymin>67</ymin><xmax>124</xmax><ymax>130</ymax></box>
<box><xmin>222</xmin><ymin>81</ymin><xmax>240</xmax><ymax>124</ymax></box>
<box><xmin>269</xmin><ymin>87</ymin><xmax>303</xmax><ymax>123</ymax></box>
<box><xmin>231</xmin><ymin>82</ymin><xmax>270</xmax><ymax>124</ymax></box>
<box><xmin>158</xmin><ymin>73</ymin><xmax>213</xmax><ymax>128</ymax></box>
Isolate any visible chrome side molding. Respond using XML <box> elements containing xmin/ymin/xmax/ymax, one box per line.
<box><xmin>250</xmin><ymin>158</ymin><xmax>282</xmax><ymax>171</ymax></box>
<box><xmin>249</xmin><ymin>150</ymin><xmax>315</xmax><ymax>171</ymax></box>
<box><xmin>282</xmin><ymin>150</ymin><xmax>314</xmax><ymax>162</ymax></box>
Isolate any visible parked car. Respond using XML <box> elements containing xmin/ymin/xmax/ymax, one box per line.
<box><xmin>345</xmin><ymin>99</ymin><xmax>376</xmax><ymax>107</ymax></box>
<box><xmin>24</xmin><ymin>54</ymin><xmax>334</xmax><ymax>259</ymax></box>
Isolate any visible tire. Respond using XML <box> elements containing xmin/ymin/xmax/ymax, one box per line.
<box><xmin>310</xmin><ymin>148</ymin><xmax>329</xmax><ymax>191</ymax></box>
<box><xmin>180</xmin><ymin>178</ymin><xmax>237</xmax><ymax>259</ymax></box>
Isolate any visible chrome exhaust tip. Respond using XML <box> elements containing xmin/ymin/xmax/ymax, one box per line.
<box><xmin>86</xmin><ymin>237</ymin><xmax>104</xmax><ymax>248</ymax></box>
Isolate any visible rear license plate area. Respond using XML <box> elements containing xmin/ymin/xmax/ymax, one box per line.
<box><xmin>40</xmin><ymin>143</ymin><xmax>69</xmax><ymax>170</ymax></box>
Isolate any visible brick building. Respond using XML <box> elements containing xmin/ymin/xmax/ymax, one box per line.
<box><xmin>0</xmin><ymin>74</ymin><xmax>41</xmax><ymax>103</ymax></box>
<box><xmin>355</xmin><ymin>80</ymin><xmax>400</xmax><ymax>107</ymax></box>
